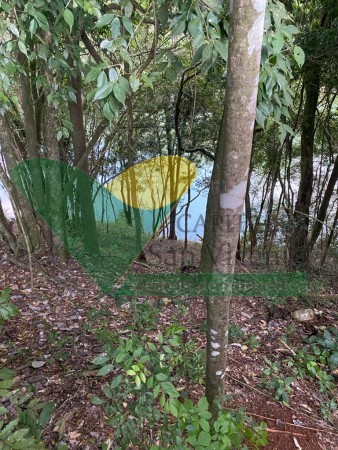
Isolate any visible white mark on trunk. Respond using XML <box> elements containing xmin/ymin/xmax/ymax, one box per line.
<box><xmin>220</xmin><ymin>181</ymin><xmax>247</xmax><ymax>210</ymax></box>
<box><xmin>211</xmin><ymin>342</ymin><xmax>220</xmax><ymax>349</ymax></box>
<box><xmin>225</xmin><ymin>330</ymin><xmax>229</xmax><ymax>339</ymax></box>
<box><xmin>216</xmin><ymin>370</ymin><xmax>223</xmax><ymax>376</ymax></box>
<box><xmin>210</xmin><ymin>329</ymin><xmax>218</xmax><ymax>335</ymax></box>
<box><xmin>211</xmin><ymin>335</ymin><xmax>216</xmax><ymax>341</ymax></box>
<box><xmin>247</xmin><ymin>13</ymin><xmax>265</xmax><ymax>56</ymax></box>
<box><xmin>247</xmin><ymin>89</ymin><xmax>258</xmax><ymax>116</ymax></box>
<box><xmin>221</xmin><ymin>372</ymin><xmax>226</xmax><ymax>379</ymax></box>
<box><xmin>211</xmin><ymin>351</ymin><xmax>220</xmax><ymax>357</ymax></box>
<box><xmin>252</xmin><ymin>0</ymin><xmax>266</xmax><ymax>12</ymax></box>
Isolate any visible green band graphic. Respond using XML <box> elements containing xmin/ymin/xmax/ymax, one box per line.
<box><xmin>11</xmin><ymin>158</ymin><xmax>306</xmax><ymax>299</ymax></box>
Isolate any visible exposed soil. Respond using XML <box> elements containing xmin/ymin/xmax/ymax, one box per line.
<box><xmin>0</xmin><ymin>240</ymin><xmax>337</xmax><ymax>449</ymax></box>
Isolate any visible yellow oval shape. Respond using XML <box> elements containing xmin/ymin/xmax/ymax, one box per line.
<box><xmin>107</xmin><ymin>156</ymin><xmax>197</xmax><ymax>210</ymax></box>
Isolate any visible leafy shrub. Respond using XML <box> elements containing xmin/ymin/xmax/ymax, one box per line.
<box><xmin>0</xmin><ymin>368</ymin><xmax>51</xmax><ymax>449</ymax></box>
<box><xmin>0</xmin><ymin>288</ymin><xmax>19</xmax><ymax>324</ymax></box>
<box><xmin>91</xmin><ymin>325</ymin><xmax>267</xmax><ymax>448</ymax></box>
<box><xmin>0</xmin><ymin>289</ymin><xmax>52</xmax><ymax>449</ymax></box>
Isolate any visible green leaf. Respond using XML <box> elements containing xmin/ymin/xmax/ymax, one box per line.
<box><xmin>199</xmin><ymin>418</ymin><xmax>210</xmax><ymax>432</ymax></box>
<box><xmin>155</xmin><ymin>373</ymin><xmax>168</xmax><ymax>382</ymax></box>
<box><xmin>157</xmin><ymin>4</ymin><xmax>169</xmax><ymax>25</ymax></box>
<box><xmin>135</xmin><ymin>375</ymin><xmax>141</xmax><ymax>387</ymax></box>
<box><xmin>272</xmin><ymin>32</ymin><xmax>284</xmax><ymax>53</ymax></box>
<box><xmin>29</xmin><ymin>19</ymin><xmax>37</xmax><ymax>36</ymax></box>
<box><xmin>38</xmin><ymin>402</ymin><xmax>54</xmax><ymax>427</ymax></box>
<box><xmin>329</xmin><ymin>352</ymin><xmax>338</xmax><ymax>369</ymax></box>
<box><xmin>124</xmin><ymin>1</ymin><xmax>133</xmax><ymax>18</ymax></box>
<box><xmin>18</xmin><ymin>41</ymin><xmax>28</xmax><ymax>56</ymax></box>
<box><xmin>214</xmin><ymin>40</ymin><xmax>228</xmax><ymax>61</ymax></box>
<box><xmin>97</xmin><ymin>363</ymin><xmax>114</xmax><ymax>376</ymax></box>
<box><xmin>94</xmin><ymin>83</ymin><xmax>114</xmax><ymax>101</ymax></box>
<box><xmin>171</xmin><ymin>13</ymin><xmax>186</xmax><ymax>37</ymax></box>
<box><xmin>97</xmin><ymin>71</ymin><xmax>107</xmax><ymax>88</ymax></box>
<box><xmin>293</xmin><ymin>46</ymin><xmax>305</xmax><ymax>67</ymax></box>
<box><xmin>111</xmin><ymin>17</ymin><xmax>121</xmax><ymax>39</ymax></box>
<box><xmin>164</xmin><ymin>67</ymin><xmax>177</xmax><ymax>82</ymax></box>
<box><xmin>122</xmin><ymin>16</ymin><xmax>133</xmax><ymax>36</ymax></box>
<box><xmin>197</xmin><ymin>430</ymin><xmax>211</xmax><ymax>446</ymax></box>
<box><xmin>198</xmin><ymin>397</ymin><xmax>209</xmax><ymax>412</ymax></box>
<box><xmin>64</xmin><ymin>9</ymin><xmax>74</xmax><ymax>31</ymax></box>
<box><xmin>129</xmin><ymin>75</ymin><xmax>139</xmax><ymax>92</ymax></box>
<box><xmin>91</xmin><ymin>396</ymin><xmax>105</xmax><ymax>405</ymax></box>
<box><xmin>110</xmin><ymin>374</ymin><xmax>123</xmax><ymax>389</ymax></box>
<box><xmin>202</xmin><ymin>44</ymin><xmax>212</xmax><ymax>63</ymax></box>
<box><xmin>126</xmin><ymin>369</ymin><xmax>136</xmax><ymax>376</ymax></box>
<box><xmin>188</xmin><ymin>17</ymin><xmax>203</xmax><ymax>38</ymax></box>
<box><xmin>109</xmin><ymin>68</ymin><xmax>118</xmax><ymax>82</ymax></box>
<box><xmin>85</xmin><ymin>67</ymin><xmax>102</xmax><ymax>83</ymax></box>
<box><xmin>92</xmin><ymin>355</ymin><xmax>109</xmax><ymax>366</ymax></box>
<box><xmin>113</xmin><ymin>81</ymin><xmax>126</xmax><ymax>105</ymax></box>
<box><xmin>0</xmin><ymin>367</ymin><xmax>15</xmax><ymax>380</ymax></box>
<box><xmin>169</xmin><ymin>400</ymin><xmax>178</xmax><ymax>417</ymax></box>
<box><xmin>142</xmin><ymin>74</ymin><xmax>153</xmax><ymax>89</ymax></box>
<box><xmin>96</xmin><ymin>14</ymin><xmax>115</xmax><ymax>27</ymax></box>
<box><xmin>9</xmin><ymin>23</ymin><xmax>19</xmax><ymax>37</ymax></box>
<box><xmin>139</xmin><ymin>372</ymin><xmax>146</xmax><ymax>383</ymax></box>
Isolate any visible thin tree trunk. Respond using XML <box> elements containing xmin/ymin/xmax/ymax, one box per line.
<box><xmin>292</xmin><ymin>61</ymin><xmax>321</xmax><ymax>266</ymax></box>
<box><xmin>0</xmin><ymin>200</ymin><xmax>17</xmax><ymax>252</ymax></box>
<box><xmin>310</xmin><ymin>154</ymin><xmax>338</xmax><ymax>248</ymax></box>
<box><xmin>68</xmin><ymin>72</ymin><xmax>99</xmax><ymax>254</ymax></box>
<box><xmin>200</xmin><ymin>0</ymin><xmax>267</xmax><ymax>413</ymax></box>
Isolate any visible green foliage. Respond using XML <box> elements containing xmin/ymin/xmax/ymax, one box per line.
<box><xmin>258</xmin><ymin>0</ymin><xmax>303</xmax><ymax>141</ymax></box>
<box><xmin>0</xmin><ymin>367</ymin><xmax>53</xmax><ymax>449</ymax></box>
<box><xmin>91</xmin><ymin>324</ymin><xmax>266</xmax><ymax>448</ymax></box>
<box><xmin>164</xmin><ymin>398</ymin><xmax>268</xmax><ymax>450</ymax></box>
<box><xmin>289</xmin><ymin>330</ymin><xmax>337</xmax><ymax>393</ymax></box>
<box><xmin>0</xmin><ymin>418</ymin><xmax>45</xmax><ymax>449</ymax></box>
<box><xmin>262</xmin><ymin>330</ymin><xmax>338</xmax><ymax>421</ymax></box>
<box><xmin>308</xmin><ymin>327</ymin><xmax>338</xmax><ymax>369</ymax></box>
<box><xmin>261</xmin><ymin>358</ymin><xmax>295</xmax><ymax>403</ymax></box>
<box><xmin>0</xmin><ymin>288</ymin><xmax>19</xmax><ymax>324</ymax></box>
<box><xmin>228</xmin><ymin>323</ymin><xmax>245</xmax><ymax>343</ymax></box>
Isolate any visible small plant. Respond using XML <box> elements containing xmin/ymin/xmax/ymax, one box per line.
<box><xmin>0</xmin><ymin>367</ymin><xmax>53</xmax><ymax>449</ymax></box>
<box><xmin>0</xmin><ymin>288</ymin><xmax>19</xmax><ymax>325</ymax></box>
<box><xmin>153</xmin><ymin>397</ymin><xmax>267</xmax><ymax>449</ymax></box>
<box><xmin>308</xmin><ymin>327</ymin><xmax>338</xmax><ymax>370</ymax></box>
<box><xmin>129</xmin><ymin>300</ymin><xmax>160</xmax><ymax>331</ymax></box>
<box><xmin>228</xmin><ymin>323</ymin><xmax>245</xmax><ymax>343</ymax></box>
<box><xmin>91</xmin><ymin>325</ymin><xmax>268</xmax><ymax>448</ymax></box>
<box><xmin>261</xmin><ymin>359</ymin><xmax>295</xmax><ymax>403</ymax></box>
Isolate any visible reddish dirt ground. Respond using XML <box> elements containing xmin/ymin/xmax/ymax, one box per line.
<box><xmin>0</xmin><ymin>240</ymin><xmax>337</xmax><ymax>449</ymax></box>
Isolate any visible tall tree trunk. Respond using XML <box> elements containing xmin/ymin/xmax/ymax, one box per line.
<box><xmin>0</xmin><ymin>114</ymin><xmax>42</xmax><ymax>252</ymax></box>
<box><xmin>292</xmin><ymin>61</ymin><xmax>321</xmax><ymax>267</ymax></box>
<box><xmin>164</xmin><ymin>104</ymin><xmax>177</xmax><ymax>240</ymax></box>
<box><xmin>310</xmin><ymin>154</ymin><xmax>338</xmax><ymax>248</ymax></box>
<box><xmin>44</xmin><ymin>99</ymin><xmax>68</xmax><ymax>258</ymax></box>
<box><xmin>0</xmin><ymin>200</ymin><xmax>17</xmax><ymax>252</ymax></box>
<box><xmin>18</xmin><ymin>54</ymin><xmax>52</xmax><ymax>247</ymax></box>
<box><xmin>68</xmin><ymin>72</ymin><xmax>99</xmax><ymax>254</ymax></box>
<box><xmin>200</xmin><ymin>0</ymin><xmax>267</xmax><ymax>413</ymax></box>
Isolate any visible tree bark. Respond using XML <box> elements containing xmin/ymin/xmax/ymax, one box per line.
<box><xmin>68</xmin><ymin>71</ymin><xmax>99</xmax><ymax>254</ymax></box>
<box><xmin>310</xmin><ymin>154</ymin><xmax>338</xmax><ymax>248</ymax></box>
<box><xmin>201</xmin><ymin>0</ymin><xmax>267</xmax><ymax>413</ymax></box>
<box><xmin>292</xmin><ymin>61</ymin><xmax>321</xmax><ymax>267</ymax></box>
<box><xmin>0</xmin><ymin>114</ymin><xmax>42</xmax><ymax>252</ymax></box>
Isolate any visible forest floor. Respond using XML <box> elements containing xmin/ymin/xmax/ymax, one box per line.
<box><xmin>0</xmin><ymin>239</ymin><xmax>337</xmax><ymax>450</ymax></box>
